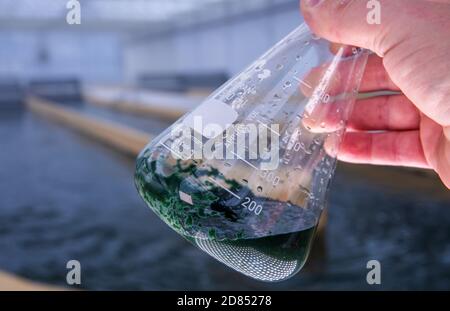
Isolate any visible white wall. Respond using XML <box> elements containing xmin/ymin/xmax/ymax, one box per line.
<box><xmin>0</xmin><ymin>31</ymin><xmax>123</xmax><ymax>84</ymax></box>
<box><xmin>124</xmin><ymin>5</ymin><xmax>303</xmax><ymax>83</ymax></box>
<box><xmin>0</xmin><ymin>1</ymin><xmax>303</xmax><ymax>86</ymax></box>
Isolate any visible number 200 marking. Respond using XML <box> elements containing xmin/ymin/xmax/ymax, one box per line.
<box><xmin>242</xmin><ymin>197</ymin><xmax>263</xmax><ymax>215</ymax></box>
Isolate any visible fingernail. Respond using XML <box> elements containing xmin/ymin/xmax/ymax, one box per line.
<box><xmin>304</xmin><ymin>0</ymin><xmax>322</xmax><ymax>8</ymax></box>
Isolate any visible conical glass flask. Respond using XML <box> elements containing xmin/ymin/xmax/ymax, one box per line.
<box><xmin>135</xmin><ymin>23</ymin><xmax>368</xmax><ymax>282</ymax></box>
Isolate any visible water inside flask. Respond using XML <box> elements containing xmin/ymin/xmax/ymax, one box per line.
<box><xmin>135</xmin><ymin>23</ymin><xmax>369</xmax><ymax>282</ymax></box>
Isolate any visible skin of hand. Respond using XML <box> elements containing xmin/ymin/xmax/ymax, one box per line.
<box><xmin>300</xmin><ymin>0</ymin><xmax>450</xmax><ymax>189</ymax></box>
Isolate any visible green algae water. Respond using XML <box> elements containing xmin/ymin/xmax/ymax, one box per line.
<box><xmin>135</xmin><ymin>153</ymin><xmax>318</xmax><ymax>281</ymax></box>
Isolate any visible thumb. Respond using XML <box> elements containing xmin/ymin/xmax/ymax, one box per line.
<box><xmin>300</xmin><ymin>0</ymin><xmax>434</xmax><ymax>56</ymax></box>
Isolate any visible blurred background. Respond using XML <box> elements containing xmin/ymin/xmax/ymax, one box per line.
<box><xmin>1</xmin><ymin>0</ymin><xmax>450</xmax><ymax>290</ymax></box>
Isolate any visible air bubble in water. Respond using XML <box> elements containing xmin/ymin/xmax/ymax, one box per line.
<box><xmin>257</xmin><ymin>186</ymin><xmax>263</xmax><ymax>192</ymax></box>
<box><xmin>258</xmin><ymin>69</ymin><xmax>271</xmax><ymax>80</ymax></box>
<box><xmin>254</xmin><ymin>59</ymin><xmax>266</xmax><ymax>71</ymax></box>
<box><xmin>283</xmin><ymin>81</ymin><xmax>292</xmax><ymax>89</ymax></box>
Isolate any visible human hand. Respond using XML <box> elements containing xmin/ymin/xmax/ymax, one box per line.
<box><xmin>300</xmin><ymin>0</ymin><xmax>450</xmax><ymax>188</ymax></box>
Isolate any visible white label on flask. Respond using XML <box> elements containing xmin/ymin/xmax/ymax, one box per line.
<box><xmin>179</xmin><ymin>191</ymin><xmax>193</xmax><ymax>205</ymax></box>
<box><xmin>183</xmin><ymin>99</ymin><xmax>238</xmax><ymax>139</ymax></box>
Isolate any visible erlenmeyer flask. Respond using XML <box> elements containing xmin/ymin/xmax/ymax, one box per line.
<box><xmin>135</xmin><ymin>23</ymin><xmax>368</xmax><ymax>282</ymax></box>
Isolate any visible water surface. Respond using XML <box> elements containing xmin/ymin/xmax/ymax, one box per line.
<box><xmin>0</xmin><ymin>109</ymin><xmax>449</xmax><ymax>290</ymax></box>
